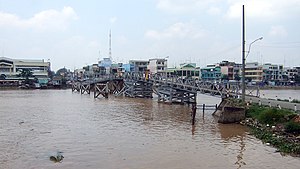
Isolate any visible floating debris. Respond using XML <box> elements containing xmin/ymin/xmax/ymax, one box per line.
<box><xmin>50</xmin><ymin>152</ymin><xmax>64</xmax><ymax>163</ymax></box>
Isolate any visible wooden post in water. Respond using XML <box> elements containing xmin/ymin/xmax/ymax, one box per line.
<box><xmin>192</xmin><ymin>104</ymin><xmax>196</xmax><ymax>125</ymax></box>
<box><xmin>203</xmin><ymin>104</ymin><xmax>205</xmax><ymax>117</ymax></box>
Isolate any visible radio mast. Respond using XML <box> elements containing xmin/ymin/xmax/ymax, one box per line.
<box><xmin>109</xmin><ymin>30</ymin><xmax>112</xmax><ymax>60</ymax></box>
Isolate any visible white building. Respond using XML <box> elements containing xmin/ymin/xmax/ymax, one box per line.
<box><xmin>148</xmin><ymin>58</ymin><xmax>167</xmax><ymax>74</ymax></box>
<box><xmin>129</xmin><ymin>60</ymin><xmax>149</xmax><ymax>72</ymax></box>
<box><xmin>0</xmin><ymin>56</ymin><xmax>50</xmax><ymax>79</ymax></box>
<box><xmin>262</xmin><ymin>63</ymin><xmax>283</xmax><ymax>83</ymax></box>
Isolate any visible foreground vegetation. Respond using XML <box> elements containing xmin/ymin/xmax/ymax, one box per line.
<box><xmin>244</xmin><ymin>104</ymin><xmax>300</xmax><ymax>156</ymax></box>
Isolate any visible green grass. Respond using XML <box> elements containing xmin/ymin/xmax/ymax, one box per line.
<box><xmin>291</xmin><ymin>99</ymin><xmax>300</xmax><ymax>103</ymax></box>
<box><xmin>251</xmin><ymin>127</ymin><xmax>300</xmax><ymax>155</ymax></box>
<box><xmin>277</xmin><ymin>98</ymin><xmax>290</xmax><ymax>102</ymax></box>
<box><xmin>246</xmin><ymin>105</ymin><xmax>295</xmax><ymax>125</ymax></box>
<box><xmin>246</xmin><ymin>104</ymin><xmax>300</xmax><ymax>155</ymax></box>
<box><xmin>285</xmin><ymin>121</ymin><xmax>300</xmax><ymax>134</ymax></box>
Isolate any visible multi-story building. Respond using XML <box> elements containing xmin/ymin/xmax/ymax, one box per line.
<box><xmin>148</xmin><ymin>58</ymin><xmax>167</xmax><ymax>75</ymax></box>
<box><xmin>0</xmin><ymin>56</ymin><xmax>50</xmax><ymax>80</ymax></box>
<box><xmin>129</xmin><ymin>60</ymin><xmax>149</xmax><ymax>72</ymax></box>
<box><xmin>245</xmin><ymin>62</ymin><xmax>263</xmax><ymax>82</ymax></box>
<box><xmin>233</xmin><ymin>63</ymin><xmax>242</xmax><ymax>81</ymax></box>
<box><xmin>166</xmin><ymin>63</ymin><xmax>200</xmax><ymax>79</ymax></box>
<box><xmin>111</xmin><ymin>63</ymin><xmax>124</xmax><ymax>76</ymax></box>
<box><xmin>219</xmin><ymin>61</ymin><xmax>235</xmax><ymax>80</ymax></box>
<box><xmin>285</xmin><ymin>67</ymin><xmax>298</xmax><ymax>82</ymax></box>
<box><xmin>262</xmin><ymin>63</ymin><xmax>283</xmax><ymax>85</ymax></box>
<box><xmin>201</xmin><ymin>64</ymin><xmax>221</xmax><ymax>81</ymax></box>
<box><xmin>98</xmin><ymin>58</ymin><xmax>112</xmax><ymax>75</ymax></box>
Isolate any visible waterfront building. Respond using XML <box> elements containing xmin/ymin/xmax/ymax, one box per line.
<box><xmin>219</xmin><ymin>61</ymin><xmax>235</xmax><ymax>80</ymax></box>
<box><xmin>285</xmin><ymin>67</ymin><xmax>296</xmax><ymax>81</ymax></box>
<box><xmin>123</xmin><ymin>63</ymin><xmax>131</xmax><ymax>72</ymax></box>
<box><xmin>245</xmin><ymin>62</ymin><xmax>263</xmax><ymax>82</ymax></box>
<box><xmin>200</xmin><ymin>64</ymin><xmax>221</xmax><ymax>81</ymax></box>
<box><xmin>129</xmin><ymin>60</ymin><xmax>149</xmax><ymax>72</ymax></box>
<box><xmin>148</xmin><ymin>58</ymin><xmax>168</xmax><ymax>75</ymax></box>
<box><xmin>0</xmin><ymin>56</ymin><xmax>50</xmax><ymax>83</ymax></box>
<box><xmin>262</xmin><ymin>63</ymin><xmax>283</xmax><ymax>85</ymax></box>
<box><xmin>74</xmin><ymin>68</ymin><xmax>85</xmax><ymax>80</ymax></box>
<box><xmin>233</xmin><ymin>63</ymin><xmax>242</xmax><ymax>81</ymax></box>
<box><xmin>98</xmin><ymin>58</ymin><xmax>112</xmax><ymax>75</ymax></box>
<box><xmin>166</xmin><ymin>63</ymin><xmax>200</xmax><ymax>79</ymax></box>
<box><xmin>111</xmin><ymin>63</ymin><xmax>124</xmax><ymax>76</ymax></box>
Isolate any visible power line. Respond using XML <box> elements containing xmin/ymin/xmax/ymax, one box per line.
<box><xmin>257</xmin><ymin>45</ymin><xmax>300</xmax><ymax>48</ymax></box>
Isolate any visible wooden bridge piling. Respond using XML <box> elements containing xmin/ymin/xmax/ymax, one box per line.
<box><xmin>94</xmin><ymin>83</ymin><xmax>109</xmax><ymax>99</ymax></box>
<box><xmin>80</xmin><ymin>83</ymin><xmax>91</xmax><ymax>94</ymax></box>
<box><xmin>124</xmin><ymin>79</ymin><xmax>153</xmax><ymax>98</ymax></box>
<box><xmin>72</xmin><ymin>82</ymin><xmax>80</xmax><ymax>92</ymax></box>
<box><xmin>192</xmin><ymin>104</ymin><xmax>196</xmax><ymax>125</ymax></box>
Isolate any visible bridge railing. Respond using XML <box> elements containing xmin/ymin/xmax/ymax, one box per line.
<box><xmin>74</xmin><ymin>72</ymin><xmax>260</xmax><ymax>98</ymax></box>
<box><xmin>124</xmin><ymin>72</ymin><xmax>259</xmax><ymax>98</ymax></box>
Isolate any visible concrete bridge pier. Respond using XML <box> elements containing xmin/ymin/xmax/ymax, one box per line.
<box><xmin>213</xmin><ymin>98</ymin><xmax>245</xmax><ymax>123</ymax></box>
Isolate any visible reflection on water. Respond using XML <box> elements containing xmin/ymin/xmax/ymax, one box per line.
<box><xmin>0</xmin><ymin>90</ymin><xmax>299</xmax><ymax>169</ymax></box>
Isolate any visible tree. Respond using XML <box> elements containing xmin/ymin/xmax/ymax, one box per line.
<box><xmin>56</xmin><ymin>67</ymin><xmax>68</xmax><ymax>76</ymax></box>
<box><xmin>18</xmin><ymin>68</ymin><xmax>34</xmax><ymax>84</ymax></box>
<box><xmin>234</xmin><ymin>74</ymin><xmax>241</xmax><ymax>81</ymax></box>
<box><xmin>221</xmin><ymin>74</ymin><xmax>229</xmax><ymax>81</ymax></box>
<box><xmin>0</xmin><ymin>74</ymin><xmax>6</xmax><ymax>80</ymax></box>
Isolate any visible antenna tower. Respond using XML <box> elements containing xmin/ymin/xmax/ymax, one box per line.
<box><xmin>109</xmin><ymin>30</ymin><xmax>112</xmax><ymax>60</ymax></box>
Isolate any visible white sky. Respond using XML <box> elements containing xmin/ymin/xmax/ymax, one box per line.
<box><xmin>0</xmin><ymin>0</ymin><xmax>299</xmax><ymax>71</ymax></box>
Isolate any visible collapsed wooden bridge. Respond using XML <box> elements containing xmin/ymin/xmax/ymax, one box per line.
<box><xmin>72</xmin><ymin>72</ymin><xmax>260</xmax><ymax>105</ymax></box>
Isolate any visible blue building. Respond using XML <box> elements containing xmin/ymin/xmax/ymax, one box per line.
<box><xmin>98</xmin><ymin>58</ymin><xmax>112</xmax><ymax>75</ymax></box>
<box><xmin>201</xmin><ymin>64</ymin><xmax>221</xmax><ymax>81</ymax></box>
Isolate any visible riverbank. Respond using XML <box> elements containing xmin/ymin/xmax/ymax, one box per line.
<box><xmin>260</xmin><ymin>86</ymin><xmax>300</xmax><ymax>90</ymax></box>
<box><xmin>241</xmin><ymin>104</ymin><xmax>300</xmax><ymax>156</ymax></box>
<box><xmin>0</xmin><ymin>85</ymin><xmax>71</xmax><ymax>90</ymax></box>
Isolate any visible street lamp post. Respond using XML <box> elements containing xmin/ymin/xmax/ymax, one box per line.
<box><xmin>242</xmin><ymin>36</ymin><xmax>263</xmax><ymax>102</ymax></box>
<box><xmin>246</xmin><ymin>37</ymin><xmax>263</xmax><ymax>59</ymax></box>
<box><xmin>242</xmin><ymin>5</ymin><xmax>246</xmax><ymax>103</ymax></box>
<box><xmin>241</xmin><ymin>5</ymin><xmax>263</xmax><ymax>103</ymax></box>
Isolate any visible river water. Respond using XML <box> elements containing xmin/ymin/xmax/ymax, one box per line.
<box><xmin>0</xmin><ymin>89</ymin><xmax>299</xmax><ymax>169</ymax></box>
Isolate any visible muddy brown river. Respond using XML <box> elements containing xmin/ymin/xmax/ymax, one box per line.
<box><xmin>0</xmin><ymin>89</ymin><xmax>299</xmax><ymax>169</ymax></box>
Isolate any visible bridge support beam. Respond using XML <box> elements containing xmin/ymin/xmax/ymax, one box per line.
<box><xmin>94</xmin><ymin>83</ymin><xmax>109</xmax><ymax>99</ymax></box>
<box><xmin>157</xmin><ymin>85</ymin><xmax>196</xmax><ymax>104</ymax></box>
<box><xmin>72</xmin><ymin>82</ymin><xmax>81</xmax><ymax>92</ymax></box>
<box><xmin>108</xmin><ymin>80</ymin><xmax>124</xmax><ymax>95</ymax></box>
<box><xmin>80</xmin><ymin>84</ymin><xmax>90</xmax><ymax>94</ymax></box>
<box><xmin>124</xmin><ymin>79</ymin><xmax>153</xmax><ymax>98</ymax></box>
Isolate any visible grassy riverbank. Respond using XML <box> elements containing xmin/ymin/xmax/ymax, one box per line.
<box><xmin>243</xmin><ymin>105</ymin><xmax>300</xmax><ymax>156</ymax></box>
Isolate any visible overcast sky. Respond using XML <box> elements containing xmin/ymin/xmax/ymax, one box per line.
<box><xmin>0</xmin><ymin>0</ymin><xmax>299</xmax><ymax>71</ymax></box>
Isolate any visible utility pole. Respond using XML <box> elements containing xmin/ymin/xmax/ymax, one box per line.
<box><xmin>242</xmin><ymin>5</ymin><xmax>246</xmax><ymax>102</ymax></box>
